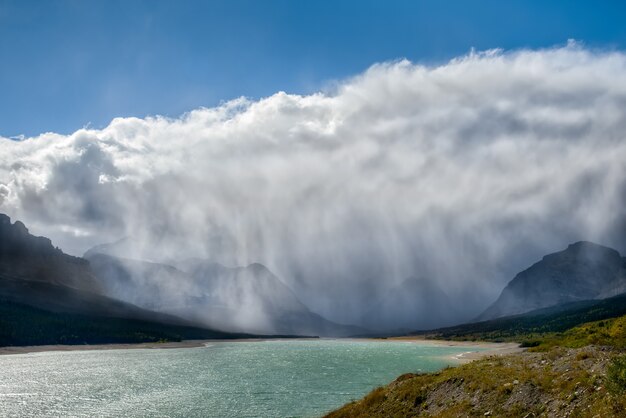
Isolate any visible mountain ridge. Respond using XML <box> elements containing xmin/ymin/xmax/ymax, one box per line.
<box><xmin>0</xmin><ymin>213</ymin><xmax>102</xmax><ymax>293</ymax></box>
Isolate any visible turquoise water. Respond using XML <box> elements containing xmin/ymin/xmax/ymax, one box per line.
<box><xmin>0</xmin><ymin>339</ymin><xmax>480</xmax><ymax>417</ymax></box>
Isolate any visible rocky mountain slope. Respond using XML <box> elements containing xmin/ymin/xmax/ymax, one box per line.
<box><xmin>0</xmin><ymin>213</ymin><xmax>150</xmax><ymax>320</ymax></box>
<box><xmin>478</xmin><ymin>241</ymin><xmax>626</xmax><ymax>321</ymax></box>
<box><xmin>0</xmin><ymin>213</ymin><xmax>101</xmax><ymax>293</ymax></box>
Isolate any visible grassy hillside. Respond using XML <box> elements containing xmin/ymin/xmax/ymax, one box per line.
<box><xmin>529</xmin><ymin>314</ymin><xmax>626</xmax><ymax>351</ymax></box>
<box><xmin>327</xmin><ymin>314</ymin><xmax>626</xmax><ymax>417</ymax></box>
<box><xmin>0</xmin><ymin>299</ymin><xmax>256</xmax><ymax>346</ymax></box>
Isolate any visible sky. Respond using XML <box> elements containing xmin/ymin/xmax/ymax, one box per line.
<box><xmin>2</xmin><ymin>0</ymin><xmax>626</xmax><ymax>138</ymax></box>
<box><xmin>3</xmin><ymin>45</ymin><xmax>626</xmax><ymax>323</ymax></box>
<box><xmin>1</xmin><ymin>2</ymin><xmax>626</xmax><ymax>326</ymax></box>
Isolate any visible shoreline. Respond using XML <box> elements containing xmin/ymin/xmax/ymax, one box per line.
<box><xmin>381</xmin><ymin>336</ymin><xmax>525</xmax><ymax>363</ymax></box>
<box><xmin>0</xmin><ymin>336</ymin><xmax>524</xmax><ymax>360</ymax></box>
<box><xmin>0</xmin><ymin>337</ymin><xmax>329</xmax><ymax>356</ymax></box>
<box><xmin>0</xmin><ymin>339</ymin><xmax>212</xmax><ymax>356</ymax></box>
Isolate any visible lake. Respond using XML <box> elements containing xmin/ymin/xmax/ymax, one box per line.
<box><xmin>0</xmin><ymin>339</ymin><xmax>480</xmax><ymax>417</ymax></box>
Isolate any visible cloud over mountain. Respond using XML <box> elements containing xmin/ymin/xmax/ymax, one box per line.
<box><xmin>2</xmin><ymin>43</ymin><xmax>626</xmax><ymax>325</ymax></box>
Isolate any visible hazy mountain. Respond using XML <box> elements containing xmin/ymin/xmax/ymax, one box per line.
<box><xmin>0</xmin><ymin>212</ymin><xmax>192</xmax><ymax>323</ymax></box>
<box><xmin>0</xmin><ymin>275</ymin><xmax>185</xmax><ymax>325</ymax></box>
<box><xmin>362</xmin><ymin>276</ymin><xmax>458</xmax><ymax>331</ymax></box>
<box><xmin>0</xmin><ymin>213</ymin><xmax>259</xmax><ymax>345</ymax></box>
<box><xmin>84</xmin><ymin>237</ymin><xmax>176</xmax><ymax>264</ymax></box>
<box><xmin>86</xmin><ymin>250</ymin><xmax>363</xmax><ymax>337</ymax></box>
<box><xmin>478</xmin><ymin>241</ymin><xmax>626</xmax><ymax>321</ymax></box>
<box><xmin>85</xmin><ymin>253</ymin><xmax>200</xmax><ymax>314</ymax></box>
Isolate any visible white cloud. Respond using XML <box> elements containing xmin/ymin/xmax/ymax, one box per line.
<box><xmin>2</xmin><ymin>44</ymin><xmax>626</xmax><ymax>323</ymax></box>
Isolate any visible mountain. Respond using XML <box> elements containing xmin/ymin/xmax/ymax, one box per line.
<box><xmin>0</xmin><ymin>213</ymin><xmax>101</xmax><ymax>293</ymax></box>
<box><xmin>0</xmin><ymin>213</ymin><xmax>265</xmax><ymax>346</ymax></box>
<box><xmin>0</xmin><ymin>213</ymin><xmax>134</xmax><ymax>317</ymax></box>
<box><xmin>478</xmin><ymin>241</ymin><xmax>626</xmax><ymax>321</ymax></box>
<box><xmin>0</xmin><ymin>275</ymin><xmax>182</xmax><ymax>324</ymax></box>
<box><xmin>85</xmin><ymin>250</ymin><xmax>363</xmax><ymax>337</ymax></box>
<box><xmin>84</xmin><ymin>253</ymin><xmax>200</xmax><ymax>314</ymax></box>
<box><xmin>362</xmin><ymin>276</ymin><xmax>458</xmax><ymax>331</ymax></box>
<box><xmin>84</xmin><ymin>237</ymin><xmax>165</xmax><ymax>263</ymax></box>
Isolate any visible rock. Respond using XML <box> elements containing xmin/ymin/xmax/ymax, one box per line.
<box><xmin>0</xmin><ymin>213</ymin><xmax>10</xmax><ymax>225</ymax></box>
<box><xmin>12</xmin><ymin>220</ymin><xmax>28</xmax><ymax>235</ymax></box>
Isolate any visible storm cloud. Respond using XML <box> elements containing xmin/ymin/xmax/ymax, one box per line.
<box><xmin>2</xmin><ymin>43</ymin><xmax>626</xmax><ymax>324</ymax></box>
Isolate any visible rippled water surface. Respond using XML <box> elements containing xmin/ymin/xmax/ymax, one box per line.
<box><xmin>0</xmin><ymin>339</ymin><xmax>480</xmax><ymax>417</ymax></box>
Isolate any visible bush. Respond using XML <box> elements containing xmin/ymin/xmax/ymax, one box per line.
<box><xmin>607</xmin><ymin>355</ymin><xmax>626</xmax><ymax>394</ymax></box>
<box><xmin>520</xmin><ymin>340</ymin><xmax>541</xmax><ymax>348</ymax></box>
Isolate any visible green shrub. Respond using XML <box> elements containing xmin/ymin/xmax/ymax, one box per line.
<box><xmin>520</xmin><ymin>340</ymin><xmax>541</xmax><ymax>348</ymax></box>
<box><xmin>607</xmin><ymin>355</ymin><xmax>626</xmax><ymax>394</ymax></box>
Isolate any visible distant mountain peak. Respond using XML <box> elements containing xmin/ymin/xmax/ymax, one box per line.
<box><xmin>568</xmin><ymin>240</ymin><xmax>612</xmax><ymax>249</ymax></box>
<box><xmin>561</xmin><ymin>240</ymin><xmax>621</xmax><ymax>259</ymax></box>
<box><xmin>12</xmin><ymin>220</ymin><xmax>28</xmax><ymax>234</ymax></box>
<box><xmin>0</xmin><ymin>213</ymin><xmax>60</xmax><ymax>259</ymax></box>
<box><xmin>245</xmin><ymin>262</ymin><xmax>271</xmax><ymax>275</ymax></box>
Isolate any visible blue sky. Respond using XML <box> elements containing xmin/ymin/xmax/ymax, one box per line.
<box><xmin>1</xmin><ymin>0</ymin><xmax>626</xmax><ymax>137</ymax></box>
